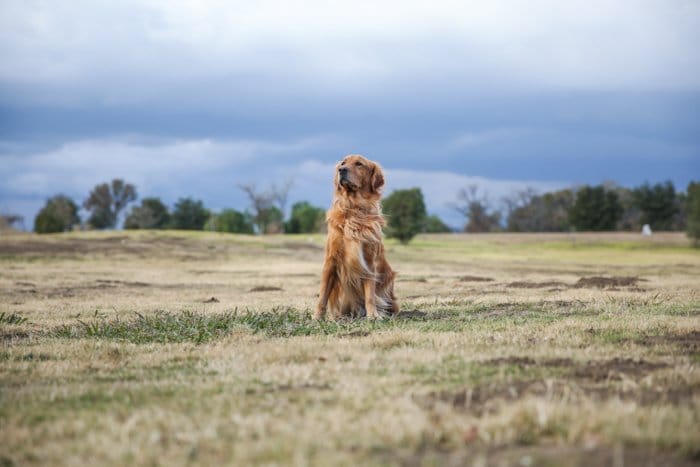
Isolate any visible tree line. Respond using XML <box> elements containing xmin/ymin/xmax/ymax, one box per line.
<box><xmin>33</xmin><ymin>179</ymin><xmax>327</xmax><ymax>235</ymax></box>
<box><xmin>31</xmin><ymin>178</ymin><xmax>700</xmax><ymax>245</ymax></box>
<box><xmin>453</xmin><ymin>181</ymin><xmax>697</xmax><ymax>234</ymax></box>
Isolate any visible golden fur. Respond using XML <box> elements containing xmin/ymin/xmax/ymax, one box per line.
<box><xmin>314</xmin><ymin>154</ymin><xmax>399</xmax><ymax>320</ymax></box>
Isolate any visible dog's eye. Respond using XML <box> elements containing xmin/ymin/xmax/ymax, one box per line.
<box><xmin>355</xmin><ymin>161</ymin><xmax>363</xmax><ymax>167</ymax></box>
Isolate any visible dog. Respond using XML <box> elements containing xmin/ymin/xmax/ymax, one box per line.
<box><xmin>314</xmin><ymin>154</ymin><xmax>399</xmax><ymax>320</ymax></box>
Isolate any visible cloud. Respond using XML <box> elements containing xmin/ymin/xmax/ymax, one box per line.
<box><xmin>1</xmin><ymin>2</ymin><xmax>697</xmax><ymax>226</ymax></box>
<box><xmin>0</xmin><ymin>137</ymin><xmax>568</xmax><ymax>229</ymax></box>
<box><xmin>0</xmin><ymin>135</ymin><xmax>334</xmax><ymax>220</ymax></box>
<box><xmin>450</xmin><ymin>128</ymin><xmax>534</xmax><ymax>149</ymax></box>
<box><xmin>1</xmin><ymin>0</ymin><xmax>699</xmax><ymax>110</ymax></box>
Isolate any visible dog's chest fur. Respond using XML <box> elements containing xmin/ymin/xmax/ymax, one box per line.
<box><xmin>328</xmin><ymin>207</ymin><xmax>383</xmax><ymax>280</ymax></box>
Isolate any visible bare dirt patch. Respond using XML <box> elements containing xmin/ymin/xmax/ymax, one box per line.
<box><xmin>482</xmin><ymin>356</ymin><xmax>574</xmax><ymax>367</ymax></box>
<box><xmin>337</xmin><ymin>330</ymin><xmax>371</xmax><ymax>338</ymax></box>
<box><xmin>636</xmin><ymin>330</ymin><xmax>700</xmax><ymax>354</ymax></box>
<box><xmin>249</xmin><ymin>285</ymin><xmax>284</xmax><ymax>292</ymax></box>
<box><xmin>11</xmin><ymin>279</ymin><xmax>153</xmax><ymax>298</ymax></box>
<box><xmin>501</xmin><ymin>276</ymin><xmax>651</xmax><ymax>291</ymax></box>
<box><xmin>415</xmin><ymin>378</ymin><xmax>698</xmax><ymax>418</ymax></box>
<box><xmin>572</xmin><ymin>358</ymin><xmax>669</xmax><ymax>381</ymax></box>
<box><xmin>95</xmin><ymin>279</ymin><xmax>151</xmax><ymax>287</ymax></box>
<box><xmin>0</xmin><ymin>330</ymin><xmax>30</xmax><ymax>342</ymax></box>
<box><xmin>575</xmin><ymin>276</ymin><xmax>645</xmax><ymax>289</ymax></box>
<box><xmin>482</xmin><ymin>356</ymin><xmax>669</xmax><ymax>381</ymax></box>
<box><xmin>506</xmin><ymin>281</ymin><xmax>568</xmax><ymax>289</ymax></box>
<box><xmin>414</xmin><ymin>357</ymin><xmax>677</xmax><ymax>417</ymax></box>
<box><xmin>245</xmin><ymin>382</ymin><xmax>332</xmax><ymax>395</ymax></box>
<box><xmin>399</xmin><ymin>277</ymin><xmax>428</xmax><ymax>283</ymax></box>
<box><xmin>482</xmin><ymin>357</ymin><xmax>670</xmax><ymax>381</ymax></box>
<box><xmin>458</xmin><ymin>275</ymin><xmax>494</xmax><ymax>282</ymax></box>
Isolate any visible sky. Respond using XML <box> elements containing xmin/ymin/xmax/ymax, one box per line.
<box><xmin>1</xmin><ymin>0</ymin><xmax>699</xmax><ymax>229</ymax></box>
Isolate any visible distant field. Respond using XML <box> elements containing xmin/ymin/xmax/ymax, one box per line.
<box><xmin>1</xmin><ymin>231</ymin><xmax>699</xmax><ymax>466</ymax></box>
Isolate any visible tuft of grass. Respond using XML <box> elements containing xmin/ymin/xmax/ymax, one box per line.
<box><xmin>0</xmin><ymin>312</ymin><xmax>28</xmax><ymax>326</ymax></box>
<box><xmin>51</xmin><ymin>308</ymin><xmax>404</xmax><ymax>343</ymax></box>
<box><xmin>54</xmin><ymin>310</ymin><xmax>244</xmax><ymax>344</ymax></box>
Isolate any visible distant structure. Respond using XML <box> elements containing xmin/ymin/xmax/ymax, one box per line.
<box><xmin>642</xmin><ymin>224</ymin><xmax>652</xmax><ymax>236</ymax></box>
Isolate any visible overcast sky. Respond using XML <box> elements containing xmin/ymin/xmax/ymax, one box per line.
<box><xmin>1</xmin><ymin>0</ymin><xmax>699</xmax><ymax>229</ymax></box>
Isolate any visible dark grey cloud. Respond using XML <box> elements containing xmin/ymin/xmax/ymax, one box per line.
<box><xmin>1</xmin><ymin>1</ymin><xmax>699</xmax><ymax>228</ymax></box>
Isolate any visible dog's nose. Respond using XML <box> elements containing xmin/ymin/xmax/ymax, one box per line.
<box><xmin>339</xmin><ymin>167</ymin><xmax>348</xmax><ymax>176</ymax></box>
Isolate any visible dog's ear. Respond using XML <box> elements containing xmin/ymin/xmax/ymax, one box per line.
<box><xmin>371</xmin><ymin>163</ymin><xmax>385</xmax><ymax>192</ymax></box>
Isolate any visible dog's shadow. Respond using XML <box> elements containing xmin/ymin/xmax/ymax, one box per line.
<box><xmin>393</xmin><ymin>309</ymin><xmax>429</xmax><ymax>320</ymax></box>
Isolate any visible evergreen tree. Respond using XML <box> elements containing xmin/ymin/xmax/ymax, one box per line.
<box><xmin>686</xmin><ymin>182</ymin><xmax>700</xmax><ymax>246</ymax></box>
<box><xmin>632</xmin><ymin>181</ymin><xmax>678</xmax><ymax>230</ymax></box>
<box><xmin>569</xmin><ymin>185</ymin><xmax>623</xmax><ymax>231</ymax></box>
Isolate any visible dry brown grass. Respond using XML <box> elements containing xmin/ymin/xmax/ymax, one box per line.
<box><xmin>1</xmin><ymin>230</ymin><xmax>699</xmax><ymax>466</ymax></box>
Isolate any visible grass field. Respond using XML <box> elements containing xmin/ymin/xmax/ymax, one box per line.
<box><xmin>1</xmin><ymin>230</ymin><xmax>699</xmax><ymax>466</ymax></box>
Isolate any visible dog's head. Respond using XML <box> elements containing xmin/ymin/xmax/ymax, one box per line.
<box><xmin>334</xmin><ymin>154</ymin><xmax>385</xmax><ymax>197</ymax></box>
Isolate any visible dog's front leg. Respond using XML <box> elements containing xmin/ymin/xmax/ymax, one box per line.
<box><xmin>363</xmin><ymin>278</ymin><xmax>380</xmax><ymax>319</ymax></box>
<box><xmin>314</xmin><ymin>260</ymin><xmax>337</xmax><ymax>320</ymax></box>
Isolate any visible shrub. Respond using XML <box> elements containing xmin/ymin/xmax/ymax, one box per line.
<box><xmin>171</xmin><ymin>198</ymin><xmax>209</xmax><ymax>230</ymax></box>
<box><xmin>209</xmin><ymin>209</ymin><xmax>255</xmax><ymax>234</ymax></box>
<box><xmin>424</xmin><ymin>215</ymin><xmax>451</xmax><ymax>233</ymax></box>
<box><xmin>34</xmin><ymin>195</ymin><xmax>80</xmax><ymax>233</ymax></box>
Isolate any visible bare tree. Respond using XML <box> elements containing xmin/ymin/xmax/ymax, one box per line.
<box><xmin>501</xmin><ymin>187</ymin><xmax>537</xmax><ymax>226</ymax></box>
<box><xmin>270</xmin><ymin>179</ymin><xmax>294</xmax><ymax>218</ymax></box>
<box><xmin>451</xmin><ymin>184</ymin><xmax>502</xmax><ymax>233</ymax></box>
<box><xmin>238</xmin><ymin>180</ymin><xmax>293</xmax><ymax>234</ymax></box>
<box><xmin>502</xmin><ymin>187</ymin><xmax>575</xmax><ymax>232</ymax></box>
<box><xmin>84</xmin><ymin>179</ymin><xmax>137</xmax><ymax>229</ymax></box>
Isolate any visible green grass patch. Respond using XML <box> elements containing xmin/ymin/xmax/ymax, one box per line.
<box><xmin>49</xmin><ymin>304</ymin><xmax>577</xmax><ymax>344</ymax></box>
<box><xmin>49</xmin><ymin>301</ymin><xmax>693</xmax><ymax>345</ymax></box>
<box><xmin>52</xmin><ymin>308</ymin><xmax>406</xmax><ymax>343</ymax></box>
<box><xmin>53</xmin><ymin>310</ymin><xmax>247</xmax><ymax>344</ymax></box>
<box><xmin>47</xmin><ymin>305</ymin><xmax>570</xmax><ymax>343</ymax></box>
<box><xmin>0</xmin><ymin>312</ymin><xmax>28</xmax><ymax>326</ymax></box>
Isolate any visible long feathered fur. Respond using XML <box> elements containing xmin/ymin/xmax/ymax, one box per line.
<box><xmin>314</xmin><ymin>155</ymin><xmax>399</xmax><ymax>320</ymax></box>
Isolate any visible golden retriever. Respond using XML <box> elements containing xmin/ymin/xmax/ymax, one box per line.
<box><xmin>314</xmin><ymin>154</ymin><xmax>399</xmax><ymax>320</ymax></box>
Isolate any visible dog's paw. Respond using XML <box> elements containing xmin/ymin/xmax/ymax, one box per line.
<box><xmin>313</xmin><ymin>306</ymin><xmax>326</xmax><ymax>320</ymax></box>
<box><xmin>366</xmin><ymin>311</ymin><xmax>385</xmax><ymax>320</ymax></box>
